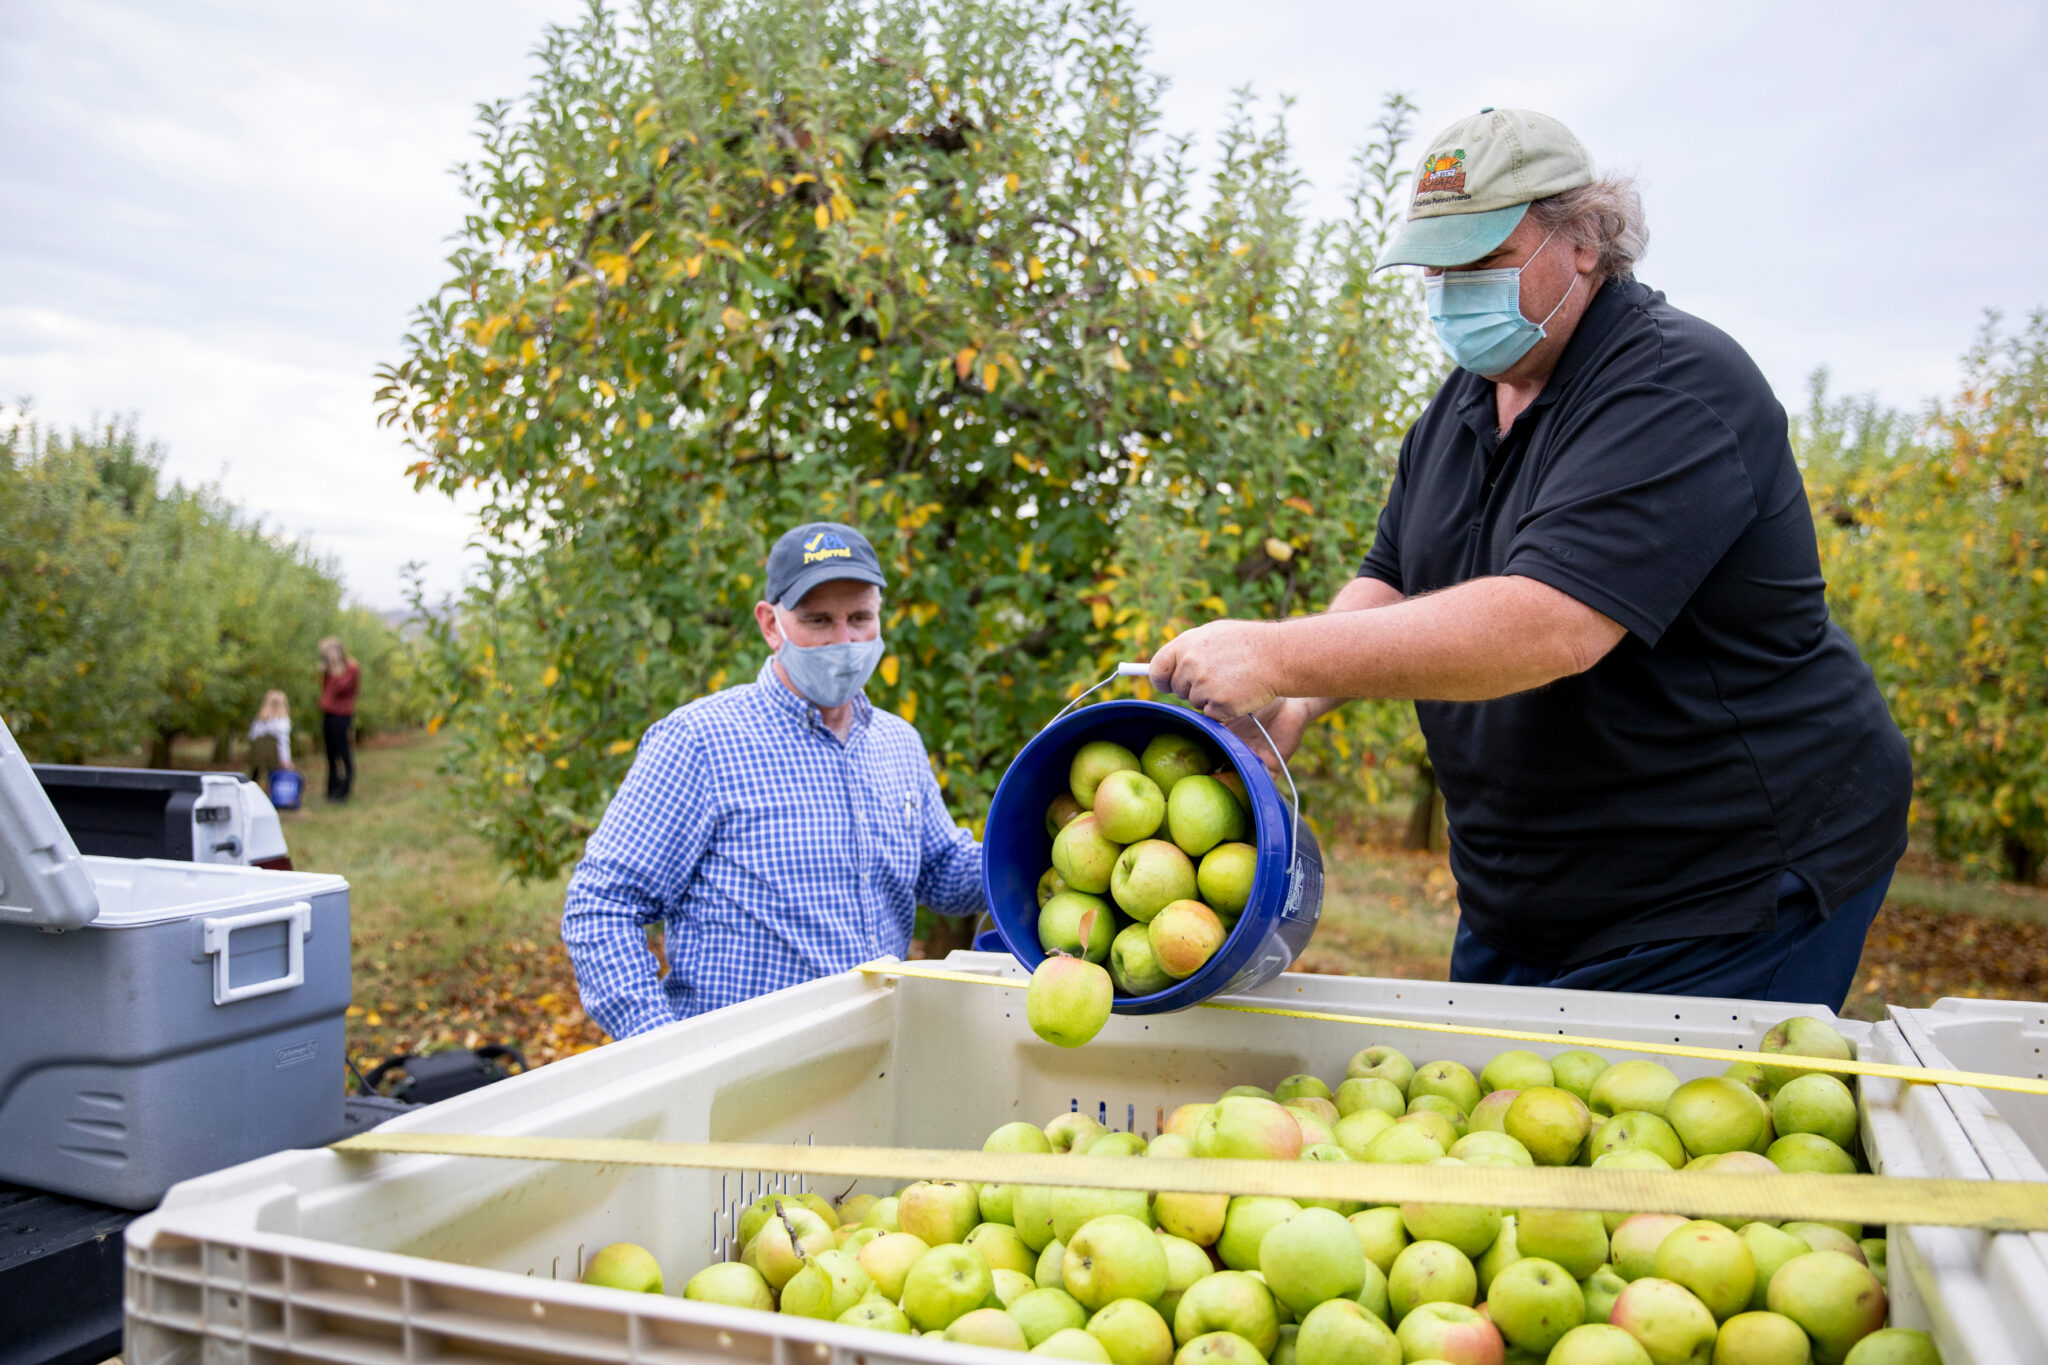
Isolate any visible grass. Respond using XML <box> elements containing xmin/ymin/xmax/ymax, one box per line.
<box><xmin>240</xmin><ymin>733</ymin><xmax>2044</xmax><ymax>1071</ymax></box>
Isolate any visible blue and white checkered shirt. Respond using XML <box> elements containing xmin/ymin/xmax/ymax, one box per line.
<box><xmin>562</xmin><ymin>656</ymin><xmax>984</xmax><ymax>1035</ymax></box>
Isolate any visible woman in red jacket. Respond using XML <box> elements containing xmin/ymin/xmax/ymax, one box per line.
<box><xmin>317</xmin><ymin>636</ymin><xmax>361</xmax><ymax>803</ymax></box>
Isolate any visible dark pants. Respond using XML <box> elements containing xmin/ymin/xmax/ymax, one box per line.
<box><xmin>1449</xmin><ymin>868</ymin><xmax>1894</xmax><ymax>1012</ymax></box>
<box><xmin>322</xmin><ymin>710</ymin><xmax>355</xmax><ymax>802</ymax></box>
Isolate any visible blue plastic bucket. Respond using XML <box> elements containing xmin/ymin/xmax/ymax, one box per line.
<box><xmin>982</xmin><ymin>693</ymin><xmax>1324</xmax><ymax>1014</ymax></box>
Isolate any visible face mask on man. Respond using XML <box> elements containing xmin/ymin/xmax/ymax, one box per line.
<box><xmin>1423</xmin><ymin>228</ymin><xmax>1578</xmax><ymax>377</ymax></box>
<box><xmin>773</xmin><ymin>607</ymin><xmax>885</xmax><ymax>709</ymax></box>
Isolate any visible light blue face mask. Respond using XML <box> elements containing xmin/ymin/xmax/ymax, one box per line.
<box><xmin>774</xmin><ymin>612</ymin><xmax>885</xmax><ymax>709</ymax></box>
<box><xmin>1423</xmin><ymin>228</ymin><xmax>1578</xmax><ymax>377</ymax></box>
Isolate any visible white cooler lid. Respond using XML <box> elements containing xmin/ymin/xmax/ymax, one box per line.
<box><xmin>0</xmin><ymin>712</ymin><xmax>102</xmax><ymax>930</ymax></box>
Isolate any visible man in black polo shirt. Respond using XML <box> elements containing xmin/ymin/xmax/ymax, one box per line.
<box><xmin>1149</xmin><ymin>108</ymin><xmax>1910</xmax><ymax>1010</ymax></box>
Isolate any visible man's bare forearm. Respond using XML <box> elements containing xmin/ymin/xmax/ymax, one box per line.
<box><xmin>1294</xmin><ymin>576</ymin><xmax>1405</xmax><ymax>720</ymax></box>
<box><xmin>1277</xmin><ymin>575</ymin><xmax>1624</xmax><ymax>704</ymax></box>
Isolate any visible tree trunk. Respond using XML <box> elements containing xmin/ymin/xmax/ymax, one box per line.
<box><xmin>2004</xmin><ymin>835</ymin><xmax>2041</xmax><ymax>886</ymax></box>
<box><xmin>1404</xmin><ymin>762</ymin><xmax>1442</xmax><ymax>852</ymax></box>
<box><xmin>148</xmin><ymin>730</ymin><xmax>177</xmax><ymax>769</ymax></box>
<box><xmin>212</xmin><ymin>731</ymin><xmax>234</xmax><ymax>763</ymax></box>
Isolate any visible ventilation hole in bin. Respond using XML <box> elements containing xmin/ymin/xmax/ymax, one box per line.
<box><xmin>364</xmin><ymin>1274</ymin><xmax>377</xmax><ymax>1290</ymax></box>
<box><xmin>533</xmin><ymin>1302</ymin><xmax>547</xmax><ymax>1319</ymax></box>
<box><xmin>1127</xmin><ymin>1104</ymin><xmax>1136</xmax><ymax>1133</ymax></box>
<box><xmin>1097</xmin><ymin>1101</ymin><xmax>1108</xmax><ymax>1127</ymax></box>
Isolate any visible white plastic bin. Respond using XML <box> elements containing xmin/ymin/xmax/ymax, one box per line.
<box><xmin>122</xmin><ymin>956</ymin><xmax>2041</xmax><ymax>1364</ymax></box>
<box><xmin>1</xmin><ymin>715</ymin><xmax>350</xmax><ymax>1208</ymax></box>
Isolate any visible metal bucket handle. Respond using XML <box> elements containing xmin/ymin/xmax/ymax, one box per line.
<box><xmin>1048</xmin><ymin>661</ymin><xmax>1302</xmax><ymax>864</ymax></box>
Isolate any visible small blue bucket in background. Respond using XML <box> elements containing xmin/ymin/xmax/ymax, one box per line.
<box><xmin>981</xmin><ymin>673</ymin><xmax>1324</xmax><ymax>1014</ymax></box>
<box><xmin>268</xmin><ymin>769</ymin><xmax>303</xmax><ymax>811</ymax></box>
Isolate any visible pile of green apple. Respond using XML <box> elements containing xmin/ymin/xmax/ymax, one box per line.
<box><xmin>1034</xmin><ymin>733</ymin><xmax>1259</xmax><ymax>1008</ymax></box>
<box><xmin>617</xmin><ymin>1016</ymin><xmax>1937</xmax><ymax>1364</ymax></box>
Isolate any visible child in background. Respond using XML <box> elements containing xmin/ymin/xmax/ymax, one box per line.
<box><xmin>248</xmin><ymin>690</ymin><xmax>294</xmax><ymax>786</ymax></box>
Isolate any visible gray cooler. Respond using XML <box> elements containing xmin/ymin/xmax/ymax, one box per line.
<box><xmin>0</xmin><ymin>717</ymin><xmax>350</xmax><ymax>1209</ymax></box>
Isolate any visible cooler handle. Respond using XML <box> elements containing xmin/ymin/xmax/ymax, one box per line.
<box><xmin>1050</xmin><ymin>662</ymin><xmax>1302</xmax><ymax>861</ymax></box>
<box><xmin>203</xmin><ymin>901</ymin><xmax>312</xmax><ymax>1005</ymax></box>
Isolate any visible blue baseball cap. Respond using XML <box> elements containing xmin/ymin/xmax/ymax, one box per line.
<box><xmin>764</xmin><ymin>522</ymin><xmax>888</xmax><ymax>608</ymax></box>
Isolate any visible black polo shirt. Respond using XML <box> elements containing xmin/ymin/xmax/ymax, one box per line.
<box><xmin>1360</xmin><ymin>277</ymin><xmax>1911</xmax><ymax>965</ymax></box>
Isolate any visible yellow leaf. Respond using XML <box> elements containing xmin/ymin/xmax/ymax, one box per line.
<box><xmin>1018</xmin><ymin>543</ymin><xmax>1034</xmax><ymax>572</ymax></box>
<box><xmin>541</xmin><ymin>665</ymin><xmax>560</xmax><ymax>688</ymax></box>
<box><xmin>554</xmin><ymin>757</ymin><xmax>570</xmax><ymax>769</ymax></box>
<box><xmin>627</xmin><ymin>229</ymin><xmax>653</xmax><ymax>255</ymax></box>
<box><xmin>880</xmin><ymin>655</ymin><xmax>901</xmax><ymax>686</ymax></box>
<box><xmin>596</xmin><ymin>379</ymin><xmax>616</xmax><ymax>400</ymax></box>
<box><xmin>1200</xmin><ymin>595</ymin><xmax>1227</xmax><ymax>614</ymax></box>
<box><xmin>814</xmin><ymin>204</ymin><xmax>832</xmax><ymax>230</ymax></box>
<box><xmin>1005</xmin><ymin>172</ymin><xmax>1020</xmax><ymax>194</ymax></box>
<box><xmin>955</xmin><ymin>345</ymin><xmax>979</xmax><ymax>380</ymax></box>
<box><xmin>685</xmin><ymin>254</ymin><xmax>704</xmax><ymax>278</ymax></box>
<box><xmin>1090</xmin><ymin>601</ymin><xmax>1111</xmax><ymax>629</ymax></box>
<box><xmin>1296</xmin><ymin>420</ymin><xmax>1314</xmax><ymax>439</ymax></box>
<box><xmin>1107</xmin><ymin>345</ymin><xmax>1131</xmax><ymax>372</ymax></box>
<box><xmin>1264</xmin><ymin>537</ymin><xmax>1295</xmax><ymax>562</ymax></box>
<box><xmin>769</xmin><ymin>177</ymin><xmax>787</xmax><ymax>195</ymax></box>
<box><xmin>655</xmin><ymin>145</ymin><xmax>670</xmax><ymax>168</ymax></box>
<box><xmin>1013</xmin><ymin>452</ymin><xmax>1034</xmax><ymax>472</ymax></box>
<box><xmin>606</xmin><ymin>738</ymin><xmax>636</xmax><ymax>756</ymax></box>
<box><xmin>898</xmin><ymin>690</ymin><xmax>918</xmax><ymax>724</ymax></box>
<box><xmin>427</xmin><ymin>714</ymin><xmax>445</xmax><ymax>735</ymax></box>
<box><xmin>1027</xmin><ymin>256</ymin><xmax>1044</xmax><ymax>281</ymax></box>
<box><xmin>638</xmin><ymin>410</ymin><xmax>653</xmax><ymax>429</ymax></box>
<box><xmin>721</xmin><ymin>306</ymin><xmax>749</xmax><ymax>332</ymax></box>
<box><xmin>1283</xmin><ymin>496</ymin><xmax>1315</xmax><ymax>516</ymax></box>
<box><xmin>365</xmin><ymin>1012</ymin><xmax>383</xmax><ymax>1027</ymax></box>
<box><xmin>982</xmin><ymin>362</ymin><xmax>999</xmax><ymax>393</ymax></box>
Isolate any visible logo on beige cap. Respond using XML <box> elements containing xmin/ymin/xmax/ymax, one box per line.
<box><xmin>1417</xmin><ymin>149</ymin><xmax>1468</xmax><ymax>199</ymax></box>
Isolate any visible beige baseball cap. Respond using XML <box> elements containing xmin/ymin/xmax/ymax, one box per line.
<box><xmin>1378</xmin><ymin>108</ymin><xmax>1593</xmax><ymax>269</ymax></box>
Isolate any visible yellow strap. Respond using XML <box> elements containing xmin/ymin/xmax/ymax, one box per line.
<box><xmin>331</xmin><ymin>1133</ymin><xmax>2048</xmax><ymax>1232</ymax></box>
<box><xmin>856</xmin><ymin>961</ymin><xmax>2048</xmax><ymax>1099</ymax></box>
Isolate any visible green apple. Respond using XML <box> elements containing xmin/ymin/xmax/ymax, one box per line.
<box><xmin>1387</xmin><ymin>1239</ymin><xmax>1477</xmax><ymax>1321</ymax></box>
<box><xmin>1608</xmin><ymin>1277</ymin><xmax>1717</xmax><ymax>1365</ymax></box>
<box><xmin>1468</xmin><ymin>1089</ymin><xmax>1519</xmax><ymax>1134</ymax></box>
<box><xmin>1711</xmin><ymin>1311</ymin><xmax>1810</xmax><ymax>1364</ymax></box>
<box><xmin>1769</xmin><ymin>1074</ymin><xmax>1859</xmax><ymax>1150</ymax></box>
<box><xmin>1768</xmin><ymin>1133</ymin><xmax>1857</xmax><ymax>1175</ymax></box>
<box><xmin>1084</xmin><ymin>1131</ymin><xmax>1146</xmax><ymax>1159</ymax></box>
<box><xmin>1113</xmin><ymin>840</ymin><xmax>1199</xmax><ymax>921</ymax></box>
<box><xmin>1037</xmin><ymin>1327</ymin><xmax>1115</xmax><ymax>1361</ymax></box>
<box><xmin>1054</xmin><ymin>1185</ymin><xmax>1154</xmax><ymax>1242</ymax></box>
<box><xmin>1490</xmin><ymin>1260</ymin><xmax>1581</xmax><ymax>1358</ymax></box>
<box><xmin>1272</xmin><ymin>1074</ymin><xmax>1331</xmax><ymax>1102</ymax></box>
<box><xmin>1054</xmin><ymin>814</ymin><xmax>1124</xmax><ymax>894</ymax></box>
<box><xmin>1257</xmin><ymin>1208</ymin><xmax>1368</xmax><ymax>1317</ymax></box>
<box><xmin>1283</xmin><ymin>1095</ymin><xmax>1340</xmax><ymax>1126</ymax></box>
<box><xmin>1360</xmin><ymin>1123</ymin><xmax>1444</xmax><ymax>1165</ymax></box>
<box><xmin>779</xmin><ymin>1248</ymin><xmax>872</xmax><ymax>1319</ymax></box>
<box><xmin>1088</xmin><ymin>1297</ymin><xmax>1177</xmax><ymax>1365</ymax></box>
<box><xmin>1157</xmin><ymin>1231</ymin><xmax>1216</xmax><ymax>1320</ymax></box>
<box><xmin>1217</xmin><ymin>1196</ymin><xmax>1303</xmax><ymax>1272</ymax></box>
<box><xmin>1724</xmin><ymin>1061</ymin><xmax>1772</xmax><ymax>1098</ymax></box>
<box><xmin>1346</xmin><ymin>1046</ymin><xmax>1416</xmax><ymax>1094</ymax></box>
<box><xmin>1766</xmin><ymin>1252</ymin><xmax>1887</xmax><ymax>1363</ymax></box>
<box><xmin>1112</xmin><ymin>922</ymin><xmax>1178</xmax><ymax>995</ymax></box>
<box><xmin>1552</xmin><ymin>1051</ymin><xmax>1612</xmax><ymax>1103</ymax></box>
<box><xmin>1395</xmin><ymin>1301</ymin><xmax>1504</xmax><ymax>1362</ymax></box>
<box><xmin>683</xmin><ymin>1260</ymin><xmax>771</xmax><ymax>1309</ymax></box>
<box><xmin>1196</xmin><ymin>843</ymin><xmax>1259</xmax><ymax>921</ymax></box>
<box><xmin>1399</xmin><ymin>1160</ymin><xmax>1502</xmax><ymax>1257</ymax></box>
<box><xmin>1167</xmin><ymin>776</ymin><xmax>1248</xmax><ymax>857</ymax></box>
<box><xmin>1590</xmin><ymin>1111</ymin><xmax>1688</xmax><ymax>1169</ymax></box>
<box><xmin>1294</xmin><ymin>1299</ymin><xmax>1400</xmax><ymax>1365</ymax></box>
<box><xmin>855</xmin><ymin>1231</ymin><xmax>929</xmax><ymax>1301</ymax></box>
<box><xmin>1354</xmin><ymin>1255</ymin><xmax>1392</xmax><ymax>1326</ymax></box>
<box><xmin>1410</xmin><ymin>1061</ymin><xmax>1483</xmax><ymax>1114</ymax></box>
<box><xmin>1015</xmin><ymin>1187</ymin><xmax>1064</xmax><ymax>1252</ymax></box>
<box><xmin>1156</xmin><ymin>1186</ymin><xmax>1231</xmax><ymax>1246</ymax></box>
<box><xmin>1041</xmin><ymin>892</ymin><xmax>1117</xmax><ymax>962</ymax></box>
<box><xmin>1583</xmin><ymin>1264</ymin><xmax>1629</xmax><ymax>1324</ymax></box>
<box><xmin>1151</xmin><ymin>900</ymin><xmax>1227</xmax><ymax>978</ymax></box>
<box><xmin>837</xmin><ymin>1192</ymin><xmax>880</xmax><ymax>1226</ymax></box>
<box><xmin>1150</xmin><ymin>1132</ymin><xmax>1197</xmax><ymax>1159</ymax></box>
<box><xmin>971</xmin><ymin>1221</ymin><xmax>1041</xmax><ymax>1275</ymax></box>
<box><xmin>1223</xmin><ymin>1084</ymin><xmax>1276</xmax><ymax>1101</ymax></box>
<box><xmin>1332</xmin><ymin>1108</ymin><xmax>1397</xmax><ymax>1159</ymax></box>
<box><xmin>1198</xmin><ymin>1096</ymin><xmax>1306</xmax><ymax>1161</ymax></box>
<box><xmin>1780</xmin><ymin>1224</ymin><xmax>1865</xmax><ymax>1264</ymax></box>
<box><xmin>1291</xmin><ymin>1111</ymin><xmax>1339</xmax><ymax>1150</ymax></box>
<box><xmin>1451</xmin><ymin>1130</ymin><xmax>1534</xmax><ymax>1166</ymax></box>
<box><xmin>903</xmin><ymin>1242</ymin><xmax>996</xmax><ymax>1332</ymax></box>
<box><xmin>947</xmin><ymin>1306</ymin><xmax>1030</xmax><ymax>1349</ymax></box>
<box><xmin>861</xmin><ymin>1194</ymin><xmax>901</xmax><ymax>1232</ymax></box>
<box><xmin>1588</xmin><ymin>1062</ymin><xmax>1681</xmax><ymax>1119</ymax></box>
<box><xmin>1517</xmin><ymin>1207</ymin><xmax>1609</xmax><ymax>1280</ymax></box>
<box><xmin>1048</xmin><ymin>1111</ymin><xmax>1109</xmax><ymax>1153</ymax></box>
<box><xmin>1505</xmin><ymin>1086</ymin><xmax>1593</xmax><ymax>1166</ymax></box>
<box><xmin>1296</xmin><ymin>1141</ymin><xmax>1361</xmax><ymax>1216</ymax></box>
<box><xmin>1063</xmin><ymin>1214</ymin><xmax>1171</xmax><ymax>1312</ymax></box>
<box><xmin>1097</xmin><ymin>769</ymin><xmax>1169</xmax><ymax>843</ymax></box>
<box><xmin>838</xmin><ymin>1294</ymin><xmax>913</xmax><ymax>1332</ymax></box>
<box><xmin>1072</xmin><ymin>741</ymin><xmax>1142</xmax><ymax>808</ymax></box>
<box><xmin>1396</xmin><ymin>1108</ymin><xmax>1461</xmax><ymax>1151</ymax></box>
<box><xmin>1737</xmin><ymin>1223</ymin><xmax>1814</xmax><ymax>1312</ymax></box>
<box><xmin>1475</xmin><ymin>1214</ymin><xmax>1520</xmax><ymax>1296</ymax></box>
<box><xmin>899</xmin><ymin>1180</ymin><xmax>981</xmax><ymax>1246</ymax></box>
<box><xmin>1335</xmin><ymin>1077</ymin><xmax>1407</xmax><ymax>1120</ymax></box>
<box><xmin>1141</xmin><ymin>733</ymin><xmax>1212</xmax><ymax>791</ymax></box>
<box><xmin>751</xmin><ymin>1206</ymin><xmax>835</xmax><ymax>1290</ymax></box>
<box><xmin>1407</xmin><ymin>1094</ymin><xmax>1470</xmax><ymax>1135</ymax></box>
<box><xmin>739</xmin><ymin>1191</ymin><xmax>834</xmax><ymax>1246</ymax></box>
<box><xmin>1610</xmin><ymin>1214</ymin><xmax>1690</xmax><ymax>1282</ymax></box>
<box><xmin>1840</xmin><ymin>1327</ymin><xmax>1938</xmax><ymax>1364</ymax></box>
<box><xmin>1166</xmin><ymin>1103</ymin><xmax>1214</xmax><ymax>1138</ymax></box>
<box><xmin>1481</xmin><ymin>1050</ymin><xmax>1556</xmax><ymax>1094</ymax></box>
<box><xmin>1664</xmin><ymin>1078</ymin><xmax>1769</xmax><ymax>1156</ymax></box>
<box><xmin>1173</xmin><ymin>1270</ymin><xmax>1281</xmax><ymax>1354</ymax></box>
<box><xmin>1029</xmin><ymin>954</ymin><xmax>1115</xmax><ymax>1047</ymax></box>
<box><xmin>1652</xmin><ymin>1221</ymin><xmax>1755</xmax><ymax>1321</ymax></box>
<box><xmin>1347</xmin><ymin>1206</ymin><xmax>1409</xmax><ymax>1278</ymax></box>
<box><xmin>995</xmin><ymin>1266</ymin><xmax>1038</xmax><ymax>1305</ymax></box>
<box><xmin>1039</xmin><ymin>867</ymin><xmax>1070</xmax><ymax>908</ymax></box>
<box><xmin>1174</xmin><ymin>1331</ymin><xmax>1269</xmax><ymax>1365</ymax></box>
<box><xmin>1548</xmin><ymin>1323</ymin><xmax>1654</xmax><ymax>1365</ymax></box>
<box><xmin>1038</xmin><ymin>1238</ymin><xmax>1069</xmax><ymax>1288</ymax></box>
<box><xmin>1760</xmin><ymin>1017</ymin><xmax>1856</xmax><ymax>1093</ymax></box>
<box><xmin>1049</xmin><ymin>793</ymin><xmax>1087</xmax><ymax>837</ymax></box>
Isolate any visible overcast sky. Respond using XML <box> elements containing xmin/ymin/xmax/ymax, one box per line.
<box><xmin>5</xmin><ymin>1</ymin><xmax>2045</xmax><ymax>609</ymax></box>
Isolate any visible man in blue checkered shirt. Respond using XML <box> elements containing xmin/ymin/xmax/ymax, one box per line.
<box><xmin>561</xmin><ymin>522</ymin><xmax>985</xmax><ymax>1035</ymax></box>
